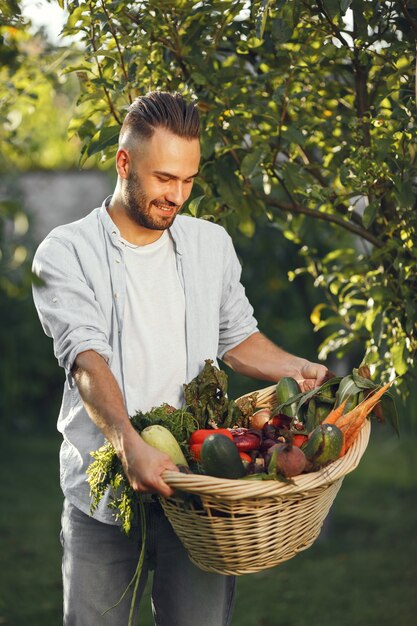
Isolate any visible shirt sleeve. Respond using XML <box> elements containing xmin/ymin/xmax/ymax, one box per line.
<box><xmin>32</xmin><ymin>236</ymin><xmax>113</xmax><ymax>387</ymax></box>
<box><xmin>217</xmin><ymin>233</ymin><xmax>259</xmax><ymax>359</ymax></box>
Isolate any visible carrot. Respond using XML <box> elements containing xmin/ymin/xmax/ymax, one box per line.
<box><xmin>335</xmin><ymin>380</ymin><xmax>393</xmax><ymax>457</ymax></box>
<box><xmin>343</xmin><ymin>404</ymin><xmax>368</xmax><ymax>447</ymax></box>
<box><xmin>334</xmin><ymin>381</ymin><xmax>392</xmax><ymax>432</ymax></box>
<box><xmin>322</xmin><ymin>399</ymin><xmax>348</xmax><ymax>425</ymax></box>
<box><xmin>337</xmin><ymin>405</ymin><xmax>368</xmax><ymax>458</ymax></box>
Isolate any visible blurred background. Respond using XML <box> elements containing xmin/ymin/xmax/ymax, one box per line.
<box><xmin>1</xmin><ymin>1</ymin><xmax>416</xmax><ymax>624</ymax></box>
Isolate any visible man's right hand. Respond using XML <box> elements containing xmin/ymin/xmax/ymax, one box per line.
<box><xmin>72</xmin><ymin>350</ymin><xmax>179</xmax><ymax>499</ymax></box>
<box><xmin>118</xmin><ymin>428</ymin><xmax>179</xmax><ymax>499</ymax></box>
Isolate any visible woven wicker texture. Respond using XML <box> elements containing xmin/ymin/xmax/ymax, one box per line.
<box><xmin>160</xmin><ymin>384</ymin><xmax>371</xmax><ymax>575</ymax></box>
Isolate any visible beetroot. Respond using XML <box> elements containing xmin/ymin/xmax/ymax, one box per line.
<box><xmin>267</xmin><ymin>443</ymin><xmax>307</xmax><ymax>478</ymax></box>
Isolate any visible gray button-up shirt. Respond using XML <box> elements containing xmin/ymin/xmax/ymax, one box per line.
<box><xmin>32</xmin><ymin>198</ymin><xmax>258</xmax><ymax>523</ymax></box>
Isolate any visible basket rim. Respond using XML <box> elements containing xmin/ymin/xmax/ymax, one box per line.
<box><xmin>163</xmin><ymin>411</ymin><xmax>371</xmax><ymax>501</ymax></box>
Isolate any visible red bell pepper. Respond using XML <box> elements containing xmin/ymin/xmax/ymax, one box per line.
<box><xmin>189</xmin><ymin>429</ymin><xmax>233</xmax><ymax>445</ymax></box>
<box><xmin>190</xmin><ymin>443</ymin><xmax>203</xmax><ymax>461</ymax></box>
<box><xmin>189</xmin><ymin>429</ymin><xmax>234</xmax><ymax>461</ymax></box>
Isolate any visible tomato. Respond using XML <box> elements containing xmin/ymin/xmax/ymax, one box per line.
<box><xmin>239</xmin><ymin>451</ymin><xmax>252</xmax><ymax>463</ymax></box>
<box><xmin>292</xmin><ymin>434</ymin><xmax>308</xmax><ymax>448</ymax></box>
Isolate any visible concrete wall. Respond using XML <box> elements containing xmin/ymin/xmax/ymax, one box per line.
<box><xmin>19</xmin><ymin>170</ymin><xmax>113</xmax><ymax>243</ymax></box>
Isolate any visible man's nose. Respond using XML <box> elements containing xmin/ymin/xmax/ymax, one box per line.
<box><xmin>165</xmin><ymin>180</ymin><xmax>186</xmax><ymax>206</ymax></box>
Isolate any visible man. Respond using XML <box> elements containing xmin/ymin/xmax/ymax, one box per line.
<box><xmin>32</xmin><ymin>91</ymin><xmax>331</xmax><ymax>626</ymax></box>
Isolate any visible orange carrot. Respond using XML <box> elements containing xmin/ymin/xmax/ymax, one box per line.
<box><xmin>334</xmin><ymin>381</ymin><xmax>392</xmax><ymax>432</ymax></box>
<box><xmin>322</xmin><ymin>399</ymin><xmax>347</xmax><ymax>425</ymax></box>
<box><xmin>343</xmin><ymin>403</ymin><xmax>368</xmax><ymax>443</ymax></box>
<box><xmin>336</xmin><ymin>380</ymin><xmax>393</xmax><ymax>457</ymax></box>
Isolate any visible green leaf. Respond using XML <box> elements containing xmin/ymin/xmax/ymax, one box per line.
<box><xmin>352</xmin><ymin>369</ymin><xmax>377</xmax><ymax>390</ymax></box>
<box><xmin>86</xmin><ymin>125</ymin><xmax>120</xmax><ymax>157</ymax></box>
<box><xmin>190</xmin><ymin>72</ymin><xmax>207</xmax><ymax>85</ymax></box>
<box><xmin>256</xmin><ymin>0</ymin><xmax>272</xmax><ymax>40</ymax></box>
<box><xmin>271</xmin><ymin>17</ymin><xmax>294</xmax><ymax>44</ymax></box>
<box><xmin>240</xmin><ymin>146</ymin><xmax>265</xmax><ymax>178</ymax></box>
<box><xmin>187</xmin><ymin>194</ymin><xmax>205</xmax><ymax>217</ymax></box>
<box><xmin>340</xmin><ymin>0</ymin><xmax>353</xmax><ymax>14</ymax></box>
<box><xmin>334</xmin><ymin>375</ymin><xmax>362</xmax><ymax>407</ymax></box>
<box><xmin>391</xmin><ymin>340</ymin><xmax>408</xmax><ymax>376</ymax></box>
<box><xmin>362</xmin><ymin>200</ymin><xmax>379</xmax><ymax>228</ymax></box>
<box><xmin>379</xmin><ymin>392</ymin><xmax>400</xmax><ymax>436</ymax></box>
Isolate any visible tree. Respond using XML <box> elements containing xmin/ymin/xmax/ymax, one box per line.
<box><xmin>0</xmin><ymin>1</ymin><xmax>84</xmax><ymax>429</ymax></box>
<box><xmin>59</xmin><ymin>0</ymin><xmax>417</xmax><ymax>388</ymax></box>
<box><xmin>0</xmin><ymin>0</ymin><xmax>83</xmax><ymax>297</ymax></box>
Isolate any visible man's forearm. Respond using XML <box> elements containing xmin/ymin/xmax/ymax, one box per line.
<box><xmin>223</xmin><ymin>332</ymin><xmax>309</xmax><ymax>382</ymax></box>
<box><xmin>71</xmin><ymin>349</ymin><xmax>136</xmax><ymax>455</ymax></box>
<box><xmin>71</xmin><ymin>349</ymin><xmax>178</xmax><ymax>497</ymax></box>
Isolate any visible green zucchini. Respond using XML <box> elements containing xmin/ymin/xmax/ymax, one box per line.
<box><xmin>275</xmin><ymin>377</ymin><xmax>301</xmax><ymax>417</ymax></box>
<box><xmin>200</xmin><ymin>434</ymin><xmax>246</xmax><ymax>479</ymax></box>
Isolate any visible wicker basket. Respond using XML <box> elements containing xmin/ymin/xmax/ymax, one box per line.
<box><xmin>160</xmin><ymin>385</ymin><xmax>371</xmax><ymax>575</ymax></box>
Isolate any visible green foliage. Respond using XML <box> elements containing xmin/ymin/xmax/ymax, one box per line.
<box><xmin>57</xmin><ymin>0</ymin><xmax>417</xmax><ymax>391</ymax></box>
<box><xmin>0</xmin><ymin>3</ymin><xmax>85</xmax><ymax>300</ymax></box>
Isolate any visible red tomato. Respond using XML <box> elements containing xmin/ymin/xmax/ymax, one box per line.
<box><xmin>293</xmin><ymin>434</ymin><xmax>308</xmax><ymax>448</ymax></box>
<box><xmin>239</xmin><ymin>451</ymin><xmax>252</xmax><ymax>463</ymax></box>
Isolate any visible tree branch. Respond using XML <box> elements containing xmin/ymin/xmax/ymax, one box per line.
<box><xmin>264</xmin><ymin>197</ymin><xmax>383</xmax><ymax>247</ymax></box>
<box><xmin>89</xmin><ymin>2</ymin><xmax>122</xmax><ymax>125</ymax></box>
<box><xmin>398</xmin><ymin>0</ymin><xmax>417</xmax><ymax>36</ymax></box>
<box><xmin>100</xmin><ymin>0</ymin><xmax>132</xmax><ymax>104</ymax></box>
<box><xmin>315</xmin><ymin>0</ymin><xmax>352</xmax><ymax>48</ymax></box>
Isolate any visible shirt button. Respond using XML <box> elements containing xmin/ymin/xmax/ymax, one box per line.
<box><xmin>115</xmin><ymin>258</ymin><xmax>121</xmax><ymax>264</ymax></box>
<box><xmin>52</xmin><ymin>297</ymin><xmax>58</xmax><ymax>303</ymax></box>
<box><xmin>114</xmin><ymin>293</ymin><xmax>119</xmax><ymax>299</ymax></box>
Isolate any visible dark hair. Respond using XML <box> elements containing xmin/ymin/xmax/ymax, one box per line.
<box><xmin>121</xmin><ymin>91</ymin><xmax>200</xmax><ymax>141</ymax></box>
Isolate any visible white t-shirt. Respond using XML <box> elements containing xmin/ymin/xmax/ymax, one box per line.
<box><xmin>121</xmin><ymin>230</ymin><xmax>187</xmax><ymax>415</ymax></box>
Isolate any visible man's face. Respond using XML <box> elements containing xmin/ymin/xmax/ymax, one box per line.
<box><xmin>122</xmin><ymin>126</ymin><xmax>201</xmax><ymax>232</ymax></box>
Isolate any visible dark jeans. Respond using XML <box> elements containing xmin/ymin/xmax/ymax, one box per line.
<box><xmin>61</xmin><ymin>498</ymin><xmax>236</xmax><ymax>625</ymax></box>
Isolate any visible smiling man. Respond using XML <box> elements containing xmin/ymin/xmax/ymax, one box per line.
<box><xmin>32</xmin><ymin>91</ymin><xmax>331</xmax><ymax>626</ymax></box>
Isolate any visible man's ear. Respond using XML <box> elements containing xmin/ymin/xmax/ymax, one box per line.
<box><xmin>116</xmin><ymin>147</ymin><xmax>130</xmax><ymax>179</ymax></box>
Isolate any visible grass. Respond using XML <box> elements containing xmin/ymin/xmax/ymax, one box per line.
<box><xmin>0</xmin><ymin>426</ymin><xmax>416</xmax><ymax>626</ymax></box>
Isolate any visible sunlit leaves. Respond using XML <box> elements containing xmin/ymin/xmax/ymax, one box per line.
<box><xmin>4</xmin><ymin>0</ymin><xmax>414</xmax><ymax>383</ymax></box>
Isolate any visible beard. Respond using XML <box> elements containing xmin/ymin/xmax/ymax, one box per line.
<box><xmin>123</xmin><ymin>171</ymin><xmax>180</xmax><ymax>231</ymax></box>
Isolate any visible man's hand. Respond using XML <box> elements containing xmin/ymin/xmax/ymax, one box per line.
<box><xmin>118</xmin><ymin>429</ymin><xmax>179</xmax><ymax>499</ymax></box>
<box><xmin>294</xmin><ymin>361</ymin><xmax>333</xmax><ymax>392</ymax></box>
<box><xmin>72</xmin><ymin>350</ymin><xmax>179</xmax><ymax>499</ymax></box>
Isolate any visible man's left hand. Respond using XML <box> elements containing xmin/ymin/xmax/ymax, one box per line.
<box><xmin>295</xmin><ymin>361</ymin><xmax>334</xmax><ymax>392</ymax></box>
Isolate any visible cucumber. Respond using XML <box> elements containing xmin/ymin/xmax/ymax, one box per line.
<box><xmin>200</xmin><ymin>434</ymin><xmax>246</xmax><ymax>479</ymax></box>
<box><xmin>302</xmin><ymin>423</ymin><xmax>343</xmax><ymax>469</ymax></box>
<box><xmin>141</xmin><ymin>425</ymin><xmax>188</xmax><ymax>466</ymax></box>
<box><xmin>275</xmin><ymin>377</ymin><xmax>301</xmax><ymax>417</ymax></box>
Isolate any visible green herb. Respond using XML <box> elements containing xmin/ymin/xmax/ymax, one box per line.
<box><xmin>183</xmin><ymin>359</ymin><xmax>257</xmax><ymax>428</ymax></box>
<box><xmin>87</xmin><ymin>440</ymin><xmax>137</xmax><ymax>534</ymax></box>
<box><xmin>130</xmin><ymin>404</ymin><xmax>199</xmax><ymax>456</ymax></box>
